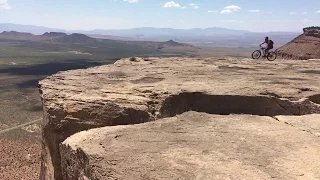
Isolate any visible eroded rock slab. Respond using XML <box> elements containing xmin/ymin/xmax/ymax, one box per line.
<box><xmin>60</xmin><ymin>112</ymin><xmax>320</xmax><ymax>180</ymax></box>
<box><xmin>38</xmin><ymin>57</ymin><xmax>320</xmax><ymax>179</ymax></box>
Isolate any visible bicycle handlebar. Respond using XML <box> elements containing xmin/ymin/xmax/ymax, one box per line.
<box><xmin>259</xmin><ymin>45</ymin><xmax>265</xmax><ymax>49</ymax></box>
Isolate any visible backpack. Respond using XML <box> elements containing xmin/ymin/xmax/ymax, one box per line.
<box><xmin>269</xmin><ymin>40</ymin><xmax>274</xmax><ymax>45</ymax></box>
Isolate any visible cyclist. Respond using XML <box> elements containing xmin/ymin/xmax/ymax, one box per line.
<box><xmin>260</xmin><ymin>37</ymin><xmax>274</xmax><ymax>57</ymax></box>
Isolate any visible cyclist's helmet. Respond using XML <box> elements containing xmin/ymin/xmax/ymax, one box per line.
<box><xmin>265</xmin><ymin>36</ymin><xmax>269</xmax><ymax>40</ymax></box>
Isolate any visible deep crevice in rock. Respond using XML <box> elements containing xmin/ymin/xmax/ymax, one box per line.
<box><xmin>157</xmin><ymin>92</ymin><xmax>309</xmax><ymax>118</ymax></box>
<box><xmin>309</xmin><ymin>94</ymin><xmax>320</xmax><ymax>105</ymax></box>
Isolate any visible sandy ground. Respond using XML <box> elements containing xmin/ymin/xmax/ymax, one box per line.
<box><xmin>0</xmin><ymin>127</ymin><xmax>41</xmax><ymax>180</ymax></box>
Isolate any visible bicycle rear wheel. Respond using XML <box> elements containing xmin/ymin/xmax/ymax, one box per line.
<box><xmin>252</xmin><ymin>50</ymin><xmax>261</xmax><ymax>59</ymax></box>
<box><xmin>267</xmin><ymin>51</ymin><xmax>277</xmax><ymax>61</ymax></box>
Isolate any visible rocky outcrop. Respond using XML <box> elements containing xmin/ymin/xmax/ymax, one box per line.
<box><xmin>164</xmin><ymin>39</ymin><xmax>191</xmax><ymax>47</ymax></box>
<box><xmin>277</xmin><ymin>27</ymin><xmax>320</xmax><ymax>60</ymax></box>
<box><xmin>42</xmin><ymin>32</ymin><xmax>67</xmax><ymax>37</ymax></box>
<box><xmin>303</xmin><ymin>26</ymin><xmax>320</xmax><ymax>38</ymax></box>
<box><xmin>40</xmin><ymin>32</ymin><xmax>68</xmax><ymax>40</ymax></box>
<box><xmin>38</xmin><ymin>57</ymin><xmax>320</xmax><ymax>179</ymax></box>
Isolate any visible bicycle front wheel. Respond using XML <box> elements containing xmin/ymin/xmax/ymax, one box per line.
<box><xmin>252</xmin><ymin>50</ymin><xmax>261</xmax><ymax>59</ymax></box>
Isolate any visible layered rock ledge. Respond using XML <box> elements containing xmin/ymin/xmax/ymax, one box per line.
<box><xmin>38</xmin><ymin>57</ymin><xmax>320</xmax><ymax>180</ymax></box>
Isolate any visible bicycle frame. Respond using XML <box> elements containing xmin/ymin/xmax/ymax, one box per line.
<box><xmin>259</xmin><ymin>45</ymin><xmax>268</xmax><ymax>56</ymax></box>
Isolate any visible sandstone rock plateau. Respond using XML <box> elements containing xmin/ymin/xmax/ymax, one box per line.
<box><xmin>277</xmin><ymin>27</ymin><xmax>320</xmax><ymax>60</ymax></box>
<box><xmin>38</xmin><ymin>57</ymin><xmax>320</xmax><ymax>180</ymax></box>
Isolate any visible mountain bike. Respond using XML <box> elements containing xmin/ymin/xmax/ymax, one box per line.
<box><xmin>252</xmin><ymin>45</ymin><xmax>277</xmax><ymax>61</ymax></box>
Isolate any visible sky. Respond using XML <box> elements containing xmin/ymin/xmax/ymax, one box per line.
<box><xmin>0</xmin><ymin>0</ymin><xmax>319</xmax><ymax>32</ymax></box>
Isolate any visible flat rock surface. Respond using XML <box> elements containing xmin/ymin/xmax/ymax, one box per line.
<box><xmin>40</xmin><ymin>58</ymin><xmax>320</xmax><ymax>106</ymax></box>
<box><xmin>61</xmin><ymin>112</ymin><xmax>320</xmax><ymax>180</ymax></box>
<box><xmin>39</xmin><ymin>57</ymin><xmax>320</xmax><ymax>179</ymax></box>
<box><xmin>275</xmin><ymin>114</ymin><xmax>320</xmax><ymax>137</ymax></box>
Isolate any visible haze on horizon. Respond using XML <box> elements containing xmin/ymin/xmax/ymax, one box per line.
<box><xmin>0</xmin><ymin>0</ymin><xmax>319</xmax><ymax>32</ymax></box>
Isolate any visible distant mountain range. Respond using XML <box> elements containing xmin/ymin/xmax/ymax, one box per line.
<box><xmin>0</xmin><ymin>23</ymin><xmax>66</xmax><ymax>35</ymax></box>
<box><xmin>74</xmin><ymin>27</ymin><xmax>250</xmax><ymax>38</ymax></box>
<box><xmin>0</xmin><ymin>23</ymin><xmax>302</xmax><ymax>48</ymax></box>
<box><xmin>0</xmin><ymin>30</ymin><xmax>198</xmax><ymax>59</ymax></box>
<box><xmin>0</xmin><ymin>31</ymin><xmax>95</xmax><ymax>43</ymax></box>
<box><xmin>0</xmin><ymin>30</ymin><xmax>193</xmax><ymax>49</ymax></box>
<box><xmin>0</xmin><ymin>23</ymin><xmax>300</xmax><ymax>37</ymax></box>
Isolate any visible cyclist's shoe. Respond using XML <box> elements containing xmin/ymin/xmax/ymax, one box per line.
<box><xmin>262</xmin><ymin>55</ymin><xmax>266</xmax><ymax>57</ymax></box>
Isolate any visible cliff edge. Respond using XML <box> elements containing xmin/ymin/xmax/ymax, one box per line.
<box><xmin>38</xmin><ymin>57</ymin><xmax>320</xmax><ymax>180</ymax></box>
